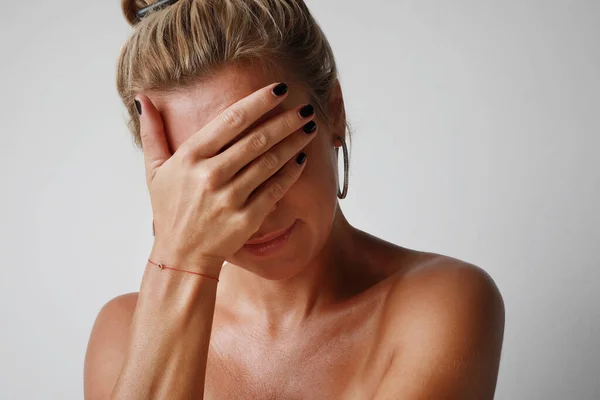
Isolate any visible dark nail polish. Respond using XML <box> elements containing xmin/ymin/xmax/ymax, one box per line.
<box><xmin>298</xmin><ymin>104</ymin><xmax>315</xmax><ymax>118</ymax></box>
<box><xmin>134</xmin><ymin>99</ymin><xmax>142</xmax><ymax>115</ymax></box>
<box><xmin>296</xmin><ymin>152</ymin><xmax>307</xmax><ymax>165</ymax></box>
<box><xmin>272</xmin><ymin>82</ymin><xmax>288</xmax><ymax>96</ymax></box>
<box><xmin>303</xmin><ymin>120</ymin><xmax>317</xmax><ymax>134</ymax></box>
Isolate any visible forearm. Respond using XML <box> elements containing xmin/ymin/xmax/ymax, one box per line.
<box><xmin>110</xmin><ymin>245</ymin><xmax>223</xmax><ymax>400</ymax></box>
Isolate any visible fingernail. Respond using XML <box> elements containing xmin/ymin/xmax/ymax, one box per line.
<box><xmin>298</xmin><ymin>104</ymin><xmax>315</xmax><ymax>118</ymax></box>
<box><xmin>296</xmin><ymin>152</ymin><xmax>307</xmax><ymax>165</ymax></box>
<box><xmin>272</xmin><ymin>82</ymin><xmax>288</xmax><ymax>97</ymax></box>
<box><xmin>134</xmin><ymin>99</ymin><xmax>142</xmax><ymax>115</ymax></box>
<box><xmin>302</xmin><ymin>120</ymin><xmax>317</xmax><ymax>134</ymax></box>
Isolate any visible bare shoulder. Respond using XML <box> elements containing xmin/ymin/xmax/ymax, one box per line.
<box><xmin>84</xmin><ymin>292</ymin><xmax>139</xmax><ymax>400</ymax></box>
<box><xmin>351</xmin><ymin>228</ymin><xmax>505</xmax><ymax>343</ymax></box>
<box><xmin>383</xmin><ymin>252</ymin><xmax>505</xmax><ymax>337</ymax></box>
<box><xmin>375</xmin><ymin>252</ymin><xmax>505</xmax><ymax>397</ymax></box>
<box><xmin>399</xmin><ymin>253</ymin><xmax>502</xmax><ymax>313</ymax></box>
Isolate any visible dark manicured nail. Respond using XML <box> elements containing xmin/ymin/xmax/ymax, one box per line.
<box><xmin>298</xmin><ymin>104</ymin><xmax>315</xmax><ymax>118</ymax></box>
<box><xmin>272</xmin><ymin>82</ymin><xmax>288</xmax><ymax>96</ymax></box>
<box><xmin>134</xmin><ymin>99</ymin><xmax>142</xmax><ymax>115</ymax></box>
<box><xmin>302</xmin><ymin>120</ymin><xmax>317</xmax><ymax>134</ymax></box>
<box><xmin>296</xmin><ymin>152</ymin><xmax>307</xmax><ymax>165</ymax></box>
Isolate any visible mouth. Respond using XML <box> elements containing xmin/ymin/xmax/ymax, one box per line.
<box><xmin>242</xmin><ymin>219</ymin><xmax>298</xmax><ymax>256</ymax></box>
<box><xmin>246</xmin><ymin>220</ymin><xmax>297</xmax><ymax>244</ymax></box>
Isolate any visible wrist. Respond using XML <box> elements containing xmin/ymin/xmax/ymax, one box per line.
<box><xmin>149</xmin><ymin>241</ymin><xmax>225</xmax><ymax>277</ymax></box>
<box><xmin>137</xmin><ymin>243</ymin><xmax>224</xmax><ymax>311</ymax></box>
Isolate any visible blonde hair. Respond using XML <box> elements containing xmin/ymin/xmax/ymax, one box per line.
<box><xmin>117</xmin><ymin>0</ymin><xmax>351</xmax><ymax>152</ymax></box>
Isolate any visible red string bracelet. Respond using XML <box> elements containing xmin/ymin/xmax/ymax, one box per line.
<box><xmin>147</xmin><ymin>258</ymin><xmax>219</xmax><ymax>282</ymax></box>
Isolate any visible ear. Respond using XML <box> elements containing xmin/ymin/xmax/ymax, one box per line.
<box><xmin>328</xmin><ymin>79</ymin><xmax>346</xmax><ymax>148</ymax></box>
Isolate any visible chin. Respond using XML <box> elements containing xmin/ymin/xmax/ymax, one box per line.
<box><xmin>228</xmin><ymin>252</ymin><xmax>310</xmax><ymax>281</ymax></box>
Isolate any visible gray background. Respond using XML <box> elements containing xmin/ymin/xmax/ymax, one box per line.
<box><xmin>1</xmin><ymin>0</ymin><xmax>598</xmax><ymax>399</ymax></box>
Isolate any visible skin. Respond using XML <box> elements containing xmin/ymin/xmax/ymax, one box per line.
<box><xmin>84</xmin><ymin>61</ymin><xmax>505</xmax><ymax>399</ymax></box>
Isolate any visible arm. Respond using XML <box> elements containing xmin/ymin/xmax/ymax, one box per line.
<box><xmin>84</xmin><ymin>246</ymin><xmax>222</xmax><ymax>400</ymax></box>
<box><xmin>111</xmin><ymin>247</ymin><xmax>222</xmax><ymax>399</ymax></box>
<box><xmin>373</xmin><ymin>261</ymin><xmax>505</xmax><ymax>400</ymax></box>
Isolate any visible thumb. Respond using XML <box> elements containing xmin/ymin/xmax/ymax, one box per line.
<box><xmin>135</xmin><ymin>94</ymin><xmax>171</xmax><ymax>185</ymax></box>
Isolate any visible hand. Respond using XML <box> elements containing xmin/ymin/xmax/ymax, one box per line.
<box><xmin>136</xmin><ymin>82</ymin><xmax>317</xmax><ymax>267</ymax></box>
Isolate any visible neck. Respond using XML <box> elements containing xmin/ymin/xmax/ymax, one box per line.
<box><xmin>220</xmin><ymin>208</ymin><xmax>358</xmax><ymax>332</ymax></box>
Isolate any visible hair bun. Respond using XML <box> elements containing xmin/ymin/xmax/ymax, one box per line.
<box><xmin>121</xmin><ymin>0</ymin><xmax>152</xmax><ymax>26</ymax></box>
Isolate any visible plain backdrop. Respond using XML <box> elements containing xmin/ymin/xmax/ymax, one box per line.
<box><xmin>1</xmin><ymin>0</ymin><xmax>599</xmax><ymax>399</ymax></box>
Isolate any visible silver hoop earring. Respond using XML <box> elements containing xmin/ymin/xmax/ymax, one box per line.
<box><xmin>335</xmin><ymin>135</ymin><xmax>349</xmax><ymax>199</ymax></box>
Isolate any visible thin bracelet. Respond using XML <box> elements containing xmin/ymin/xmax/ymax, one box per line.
<box><xmin>147</xmin><ymin>258</ymin><xmax>219</xmax><ymax>282</ymax></box>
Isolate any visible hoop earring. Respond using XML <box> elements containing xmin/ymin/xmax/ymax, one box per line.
<box><xmin>335</xmin><ymin>135</ymin><xmax>349</xmax><ymax>199</ymax></box>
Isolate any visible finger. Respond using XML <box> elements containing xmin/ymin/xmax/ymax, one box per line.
<box><xmin>213</xmin><ymin>103</ymin><xmax>316</xmax><ymax>183</ymax></box>
<box><xmin>245</xmin><ymin>151</ymin><xmax>307</xmax><ymax>217</ymax></box>
<box><xmin>135</xmin><ymin>94</ymin><xmax>171</xmax><ymax>184</ymax></box>
<box><xmin>231</xmin><ymin>120</ymin><xmax>317</xmax><ymax>200</ymax></box>
<box><xmin>179</xmin><ymin>81</ymin><xmax>289</xmax><ymax>160</ymax></box>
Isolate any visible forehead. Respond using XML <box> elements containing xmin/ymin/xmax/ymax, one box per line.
<box><xmin>148</xmin><ymin>62</ymin><xmax>310</xmax><ymax>151</ymax></box>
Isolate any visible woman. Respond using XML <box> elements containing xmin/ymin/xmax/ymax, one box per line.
<box><xmin>84</xmin><ymin>0</ymin><xmax>505</xmax><ymax>398</ymax></box>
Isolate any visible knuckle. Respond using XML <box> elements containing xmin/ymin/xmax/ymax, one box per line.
<box><xmin>219</xmin><ymin>188</ymin><xmax>236</xmax><ymax>207</ymax></box>
<box><xmin>222</xmin><ymin>107</ymin><xmax>246</xmax><ymax>129</ymax></box>
<box><xmin>248</xmin><ymin>130</ymin><xmax>269</xmax><ymax>152</ymax></box>
<box><xmin>236</xmin><ymin>211</ymin><xmax>255</xmax><ymax>231</ymax></box>
<box><xmin>282</xmin><ymin>169</ymin><xmax>297</xmax><ymax>186</ymax></box>
<box><xmin>283</xmin><ymin>113</ymin><xmax>297</xmax><ymax>132</ymax></box>
<box><xmin>281</xmin><ymin>168</ymin><xmax>300</xmax><ymax>189</ymax></box>
<box><xmin>269</xmin><ymin>181</ymin><xmax>287</xmax><ymax>200</ymax></box>
<box><xmin>199</xmin><ymin>166</ymin><xmax>220</xmax><ymax>188</ymax></box>
<box><xmin>259</xmin><ymin>152</ymin><xmax>279</xmax><ymax>171</ymax></box>
<box><xmin>178</xmin><ymin>146</ymin><xmax>196</xmax><ymax>166</ymax></box>
<box><xmin>139</xmin><ymin>127</ymin><xmax>150</xmax><ymax>142</ymax></box>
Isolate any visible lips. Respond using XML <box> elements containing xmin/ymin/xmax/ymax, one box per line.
<box><xmin>246</xmin><ymin>220</ymin><xmax>297</xmax><ymax>244</ymax></box>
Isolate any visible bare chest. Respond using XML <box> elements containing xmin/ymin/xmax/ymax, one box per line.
<box><xmin>204</xmin><ymin>302</ymin><xmax>393</xmax><ymax>399</ymax></box>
